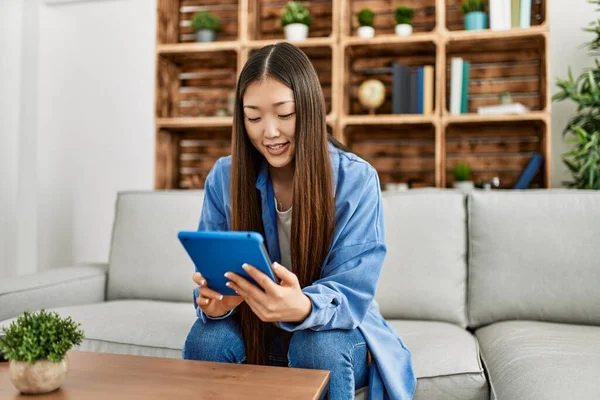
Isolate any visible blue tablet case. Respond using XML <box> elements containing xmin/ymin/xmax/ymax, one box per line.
<box><xmin>178</xmin><ymin>231</ymin><xmax>276</xmax><ymax>296</ymax></box>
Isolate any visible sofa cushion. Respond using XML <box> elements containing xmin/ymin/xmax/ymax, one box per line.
<box><xmin>476</xmin><ymin>320</ymin><xmax>600</xmax><ymax>400</ymax></box>
<box><xmin>467</xmin><ymin>190</ymin><xmax>600</xmax><ymax>328</ymax></box>
<box><xmin>107</xmin><ymin>191</ymin><xmax>203</xmax><ymax>302</ymax></box>
<box><xmin>389</xmin><ymin>320</ymin><xmax>488</xmax><ymax>400</ymax></box>
<box><xmin>378</xmin><ymin>190</ymin><xmax>468</xmax><ymax>327</ymax></box>
<box><xmin>0</xmin><ymin>300</ymin><xmax>197</xmax><ymax>359</ymax></box>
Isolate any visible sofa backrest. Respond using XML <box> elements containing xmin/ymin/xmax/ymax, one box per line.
<box><xmin>377</xmin><ymin>190</ymin><xmax>468</xmax><ymax>327</ymax></box>
<box><xmin>106</xmin><ymin>191</ymin><xmax>203</xmax><ymax>302</ymax></box>
<box><xmin>467</xmin><ymin>190</ymin><xmax>600</xmax><ymax>328</ymax></box>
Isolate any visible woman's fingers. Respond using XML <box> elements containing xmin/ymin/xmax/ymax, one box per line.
<box><xmin>196</xmin><ymin>295</ymin><xmax>211</xmax><ymax>308</ymax></box>
<box><xmin>192</xmin><ymin>272</ymin><xmax>206</xmax><ymax>286</ymax></box>
<box><xmin>199</xmin><ymin>286</ymin><xmax>224</xmax><ymax>301</ymax></box>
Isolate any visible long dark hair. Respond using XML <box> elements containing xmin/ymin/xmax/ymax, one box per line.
<box><xmin>230</xmin><ymin>43</ymin><xmax>336</xmax><ymax>365</ymax></box>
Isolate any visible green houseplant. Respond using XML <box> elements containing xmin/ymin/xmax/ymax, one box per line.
<box><xmin>281</xmin><ymin>2</ymin><xmax>313</xmax><ymax>41</ymax></box>
<box><xmin>0</xmin><ymin>310</ymin><xmax>84</xmax><ymax>394</ymax></box>
<box><xmin>191</xmin><ymin>11</ymin><xmax>221</xmax><ymax>43</ymax></box>
<box><xmin>553</xmin><ymin>0</ymin><xmax>600</xmax><ymax>189</ymax></box>
<box><xmin>395</xmin><ymin>6</ymin><xmax>415</xmax><ymax>36</ymax></box>
<box><xmin>452</xmin><ymin>162</ymin><xmax>474</xmax><ymax>192</ymax></box>
<box><xmin>357</xmin><ymin>8</ymin><xmax>375</xmax><ymax>38</ymax></box>
<box><xmin>461</xmin><ymin>0</ymin><xmax>488</xmax><ymax>31</ymax></box>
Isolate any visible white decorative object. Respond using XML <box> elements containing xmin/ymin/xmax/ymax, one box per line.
<box><xmin>9</xmin><ymin>357</ymin><xmax>69</xmax><ymax>394</ymax></box>
<box><xmin>477</xmin><ymin>103</ymin><xmax>529</xmax><ymax>115</ymax></box>
<box><xmin>284</xmin><ymin>23</ymin><xmax>309</xmax><ymax>41</ymax></box>
<box><xmin>453</xmin><ymin>181</ymin><xmax>475</xmax><ymax>193</ymax></box>
<box><xmin>395</xmin><ymin>24</ymin><xmax>413</xmax><ymax>36</ymax></box>
<box><xmin>357</xmin><ymin>26</ymin><xmax>375</xmax><ymax>38</ymax></box>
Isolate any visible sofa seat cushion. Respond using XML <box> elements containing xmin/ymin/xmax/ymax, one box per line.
<box><xmin>389</xmin><ymin>320</ymin><xmax>488</xmax><ymax>400</ymax></box>
<box><xmin>0</xmin><ymin>300</ymin><xmax>197</xmax><ymax>359</ymax></box>
<box><xmin>476</xmin><ymin>320</ymin><xmax>600</xmax><ymax>400</ymax></box>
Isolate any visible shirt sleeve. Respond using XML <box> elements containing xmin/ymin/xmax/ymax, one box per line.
<box><xmin>193</xmin><ymin>159</ymin><xmax>238</xmax><ymax>321</ymax></box>
<box><xmin>278</xmin><ymin>168</ymin><xmax>386</xmax><ymax>332</ymax></box>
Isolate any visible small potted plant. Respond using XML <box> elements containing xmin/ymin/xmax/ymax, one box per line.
<box><xmin>395</xmin><ymin>6</ymin><xmax>415</xmax><ymax>36</ymax></box>
<box><xmin>0</xmin><ymin>310</ymin><xmax>84</xmax><ymax>394</ymax></box>
<box><xmin>191</xmin><ymin>11</ymin><xmax>221</xmax><ymax>43</ymax></box>
<box><xmin>281</xmin><ymin>2</ymin><xmax>313</xmax><ymax>42</ymax></box>
<box><xmin>452</xmin><ymin>162</ymin><xmax>474</xmax><ymax>192</ymax></box>
<box><xmin>461</xmin><ymin>0</ymin><xmax>487</xmax><ymax>31</ymax></box>
<box><xmin>357</xmin><ymin>8</ymin><xmax>375</xmax><ymax>38</ymax></box>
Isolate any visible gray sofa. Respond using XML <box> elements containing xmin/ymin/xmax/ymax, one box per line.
<box><xmin>1</xmin><ymin>189</ymin><xmax>599</xmax><ymax>399</ymax></box>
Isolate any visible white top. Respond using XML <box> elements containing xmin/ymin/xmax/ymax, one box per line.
<box><xmin>275</xmin><ymin>198</ymin><xmax>292</xmax><ymax>271</ymax></box>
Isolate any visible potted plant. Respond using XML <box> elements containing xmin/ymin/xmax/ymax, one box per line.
<box><xmin>281</xmin><ymin>2</ymin><xmax>312</xmax><ymax>42</ymax></box>
<box><xmin>461</xmin><ymin>0</ymin><xmax>487</xmax><ymax>31</ymax></box>
<box><xmin>395</xmin><ymin>6</ymin><xmax>415</xmax><ymax>36</ymax></box>
<box><xmin>553</xmin><ymin>0</ymin><xmax>600</xmax><ymax>190</ymax></box>
<box><xmin>452</xmin><ymin>162</ymin><xmax>474</xmax><ymax>192</ymax></box>
<box><xmin>0</xmin><ymin>310</ymin><xmax>84</xmax><ymax>394</ymax></box>
<box><xmin>191</xmin><ymin>11</ymin><xmax>221</xmax><ymax>43</ymax></box>
<box><xmin>357</xmin><ymin>8</ymin><xmax>375</xmax><ymax>38</ymax></box>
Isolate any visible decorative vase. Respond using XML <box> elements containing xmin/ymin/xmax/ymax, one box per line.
<box><xmin>357</xmin><ymin>26</ymin><xmax>375</xmax><ymax>38</ymax></box>
<box><xmin>464</xmin><ymin>12</ymin><xmax>488</xmax><ymax>31</ymax></box>
<box><xmin>196</xmin><ymin>29</ymin><xmax>216</xmax><ymax>43</ymax></box>
<box><xmin>453</xmin><ymin>181</ymin><xmax>475</xmax><ymax>193</ymax></box>
<box><xmin>395</xmin><ymin>24</ymin><xmax>413</xmax><ymax>36</ymax></box>
<box><xmin>284</xmin><ymin>23</ymin><xmax>309</xmax><ymax>41</ymax></box>
<box><xmin>9</xmin><ymin>357</ymin><xmax>69</xmax><ymax>394</ymax></box>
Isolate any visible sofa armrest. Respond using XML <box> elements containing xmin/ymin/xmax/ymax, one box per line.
<box><xmin>0</xmin><ymin>263</ymin><xmax>108</xmax><ymax>322</ymax></box>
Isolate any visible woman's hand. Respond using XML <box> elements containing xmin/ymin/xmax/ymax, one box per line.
<box><xmin>193</xmin><ymin>272</ymin><xmax>244</xmax><ymax>318</ymax></box>
<box><xmin>224</xmin><ymin>263</ymin><xmax>312</xmax><ymax>323</ymax></box>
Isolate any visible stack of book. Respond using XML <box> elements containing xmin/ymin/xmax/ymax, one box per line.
<box><xmin>490</xmin><ymin>0</ymin><xmax>532</xmax><ymax>30</ymax></box>
<box><xmin>449</xmin><ymin>57</ymin><xmax>470</xmax><ymax>115</ymax></box>
<box><xmin>391</xmin><ymin>63</ymin><xmax>435</xmax><ymax>115</ymax></box>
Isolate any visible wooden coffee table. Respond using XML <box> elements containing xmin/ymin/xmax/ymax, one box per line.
<box><xmin>0</xmin><ymin>351</ymin><xmax>329</xmax><ymax>399</ymax></box>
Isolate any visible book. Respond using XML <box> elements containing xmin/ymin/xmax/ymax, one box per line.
<box><xmin>503</xmin><ymin>0</ymin><xmax>512</xmax><ymax>30</ymax></box>
<box><xmin>461</xmin><ymin>61</ymin><xmax>470</xmax><ymax>114</ymax></box>
<box><xmin>514</xmin><ymin>152</ymin><xmax>544</xmax><ymax>189</ymax></box>
<box><xmin>490</xmin><ymin>0</ymin><xmax>501</xmax><ymax>30</ymax></box>
<box><xmin>477</xmin><ymin>102</ymin><xmax>529</xmax><ymax>115</ymax></box>
<box><xmin>392</xmin><ymin>63</ymin><xmax>408</xmax><ymax>114</ymax></box>
<box><xmin>450</xmin><ymin>58</ymin><xmax>463</xmax><ymax>115</ymax></box>
<box><xmin>520</xmin><ymin>0</ymin><xmax>531</xmax><ymax>28</ymax></box>
<box><xmin>417</xmin><ymin>66</ymin><xmax>424</xmax><ymax>114</ymax></box>
<box><xmin>408</xmin><ymin>67</ymin><xmax>419</xmax><ymax>114</ymax></box>
<box><xmin>511</xmin><ymin>0</ymin><xmax>520</xmax><ymax>28</ymax></box>
<box><xmin>423</xmin><ymin>66</ymin><xmax>434</xmax><ymax>115</ymax></box>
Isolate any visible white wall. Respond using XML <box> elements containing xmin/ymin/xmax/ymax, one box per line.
<box><xmin>549</xmin><ymin>1</ymin><xmax>598</xmax><ymax>188</ymax></box>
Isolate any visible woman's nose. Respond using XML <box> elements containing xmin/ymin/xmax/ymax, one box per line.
<box><xmin>264</xmin><ymin>119</ymin><xmax>280</xmax><ymax>139</ymax></box>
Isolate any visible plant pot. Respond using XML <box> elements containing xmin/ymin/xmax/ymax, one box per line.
<box><xmin>453</xmin><ymin>181</ymin><xmax>475</xmax><ymax>193</ymax></box>
<box><xmin>195</xmin><ymin>29</ymin><xmax>216</xmax><ymax>43</ymax></box>
<box><xmin>284</xmin><ymin>23</ymin><xmax>309</xmax><ymax>41</ymax></box>
<box><xmin>357</xmin><ymin>26</ymin><xmax>375</xmax><ymax>38</ymax></box>
<box><xmin>9</xmin><ymin>357</ymin><xmax>69</xmax><ymax>394</ymax></box>
<box><xmin>395</xmin><ymin>24</ymin><xmax>413</xmax><ymax>36</ymax></box>
<box><xmin>464</xmin><ymin>12</ymin><xmax>488</xmax><ymax>31</ymax></box>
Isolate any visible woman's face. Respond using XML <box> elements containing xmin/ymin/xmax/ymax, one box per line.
<box><xmin>243</xmin><ymin>77</ymin><xmax>296</xmax><ymax>169</ymax></box>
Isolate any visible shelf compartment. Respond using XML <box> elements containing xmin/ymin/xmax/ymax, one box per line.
<box><xmin>344</xmin><ymin>39</ymin><xmax>437</xmax><ymax>116</ymax></box>
<box><xmin>445</xmin><ymin>0</ymin><xmax>546</xmax><ymax>31</ymax></box>
<box><xmin>345</xmin><ymin>123</ymin><xmax>437</xmax><ymax>188</ymax></box>
<box><xmin>249</xmin><ymin>0</ymin><xmax>333</xmax><ymax>41</ymax></box>
<box><xmin>445</xmin><ymin>119</ymin><xmax>547</xmax><ymax>188</ymax></box>
<box><xmin>156</xmin><ymin>49</ymin><xmax>238</xmax><ymax>119</ymax></box>
<box><xmin>177</xmin><ymin>0</ymin><xmax>240</xmax><ymax>43</ymax></box>
<box><xmin>343</xmin><ymin>0</ymin><xmax>436</xmax><ymax>36</ymax></box>
<box><xmin>446</xmin><ymin>33</ymin><xmax>547</xmax><ymax>114</ymax></box>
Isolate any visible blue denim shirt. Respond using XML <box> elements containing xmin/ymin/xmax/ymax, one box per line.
<box><xmin>192</xmin><ymin>142</ymin><xmax>416</xmax><ymax>399</ymax></box>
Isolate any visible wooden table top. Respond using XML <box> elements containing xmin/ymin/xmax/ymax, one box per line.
<box><xmin>0</xmin><ymin>351</ymin><xmax>329</xmax><ymax>399</ymax></box>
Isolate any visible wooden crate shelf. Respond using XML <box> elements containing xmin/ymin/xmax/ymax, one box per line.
<box><xmin>445</xmin><ymin>0</ymin><xmax>546</xmax><ymax>31</ymax></box>
<box><xmin>155</xmin><ymin>0</ymin><xmax>551</xmax><ymax>190</ymax></box>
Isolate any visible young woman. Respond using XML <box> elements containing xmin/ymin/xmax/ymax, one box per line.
<box><xmin>182</xmin><ymin>42</ymin><xmax>416</xmax><ymax>400</ymax></box>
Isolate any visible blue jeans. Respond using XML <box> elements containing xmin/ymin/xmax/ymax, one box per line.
<box><xmin>182</xmin><ymin>317</ymin><xmax>369</xmax><ymax>399</ymax></box>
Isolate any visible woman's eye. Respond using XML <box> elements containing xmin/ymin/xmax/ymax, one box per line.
<box><xmin>279</xmin><ymin>113</ymin><xmax>295</xmax><ymax>119</ymax></box>
<box><xmin>246</xmin><ymin>116</ymin><xmax>261</xmax><ymax>123</ymax></box>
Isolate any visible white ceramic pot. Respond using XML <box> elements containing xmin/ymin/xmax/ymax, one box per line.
<box><xmin>196</xmin><ymin>29</ymin><xmax>216</xmax><ymax>43</ymax></box>
<box><xmin>357</xmin><ymin>26</ymin><xmax>375</xmax><ymax>38</ymax></box>
<box><xmin>9</xmin><ymin>357</ymin><xmax>69</xmax><ymax>394</ymax></box>
<box><xmin>395</xmin><ymin>24</ymin><xmax>413</xmax><ymax>36</ymax></box>
<box><xmin>284</xmin><ymin>23</ymin><xmax>309</xmax><ymax>41</ymax></box>
<box><xmin>453</xmin><ymin>181</ymin><xmax>474</xmax><ymax>193</ymax></box>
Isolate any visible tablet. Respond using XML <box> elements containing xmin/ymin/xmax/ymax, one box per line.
<box><xmin>178</xmin><ymin>231</ymin><xmax>276</xmax><ymax>296</ymax></box>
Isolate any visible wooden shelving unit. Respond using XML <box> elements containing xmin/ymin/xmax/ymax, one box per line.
<box><xmin>155</xmin><ymin>0</ymin><xmax>550</xmax><ymax>190</ymax></box>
